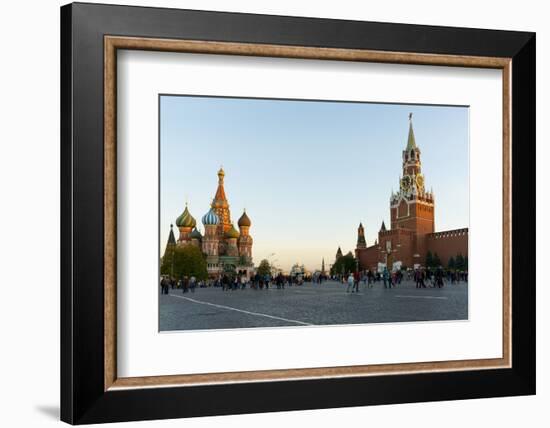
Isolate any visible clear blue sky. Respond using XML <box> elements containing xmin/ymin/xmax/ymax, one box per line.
<box><xmin>160</xmin><ymin>95</ymin><xmax>469</xmax><ymax>272</ymax></box>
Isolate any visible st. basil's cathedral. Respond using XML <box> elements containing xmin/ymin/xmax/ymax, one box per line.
<box><xmin>164</xmin><ymin>167</ymin><xmax>254</xmax><ymax>278</ymax></box>
<box><xmin>354</xmin><ymin>114</ymin><xmax>468</xmax><ymax>271</ymax></box>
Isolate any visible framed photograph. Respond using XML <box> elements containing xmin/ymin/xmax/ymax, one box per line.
<box><xmin>61</xmin><ymin>2</ymin><xmax>535</xmax><ymax>424</ymax></box>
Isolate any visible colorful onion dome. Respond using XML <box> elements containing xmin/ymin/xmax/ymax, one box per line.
<box><xmin>225</xmin><ymin>223</ymin><xmax>240</xmax><ymax>239</ymax></box>
<box><xmin>237</xmin><ymin>209</ymin><xmax>251</xmax><ymax>227</ymax></box>
<box><xmin>201</xmin><ymin>208</ymin><xmax>220</xmax><ymax>225</ymax></box>
<box><xmin>175</xmin><ymin>204</ymin><xmax>196</xmax><ymax>228</ymax></box>
<box><xmin>190</xmin><ymin>227</ymin><xmax>202</xmax><ymax>240</ymax></box>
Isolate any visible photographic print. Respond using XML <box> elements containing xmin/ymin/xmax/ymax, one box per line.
<box><xmin>159</xmin><ymin>95</ymin><xmax>469</xmax><ymax>332</ymax></box>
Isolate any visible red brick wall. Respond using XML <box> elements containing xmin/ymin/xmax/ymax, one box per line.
<box><xmin>426</xmin><ymin>228</ymin><xmax>468</xmax><ymax>267</ymax></box>
<box><xmin>356</xmin><ymin>245</ymin><xmax>380</xmax><ymax>271</ymax></box>
<box><xmin>392</xmin><ymin>201</ymin><xmax>434</xmax><ymax>235</ymax></box>
<box><xmin>379</xmin><ymin>229</ymin><xmax>416</xmax><ymax>268</ymax></box>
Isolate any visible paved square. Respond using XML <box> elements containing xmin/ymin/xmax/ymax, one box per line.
<box><xmin>160</xmin><ymin>280</ymin><xmax>468</xmax><ymax>331</ymax></box>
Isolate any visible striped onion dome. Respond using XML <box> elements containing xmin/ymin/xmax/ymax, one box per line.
<box><xmin>225</xmin><ymin>223</ymin><xmax>240</xmax><ymax>239</ymax></box>
<box><xmin>237</xmin><ymin>210</ymin><xmax>251</xmax><ymax>227</ymax></box>
<box><xmin>201</xmin><ymin>208</ymin><xmax>219</xmax><ymax>226</ymax></box>
<box><xmin>175</xmin><ymin>205</ymin><xmax>196</xmax><ymax>228</ymax></box>
<box><xmin>190</xmin><ymin>227</ymin><xmax>202</xmax><ymax>240</ymax></box>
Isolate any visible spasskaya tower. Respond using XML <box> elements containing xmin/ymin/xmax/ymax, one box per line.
<box><xmin>390</xmin><ymin>113</ymin><xmax>435</xmax><ymax>236</ymax></box>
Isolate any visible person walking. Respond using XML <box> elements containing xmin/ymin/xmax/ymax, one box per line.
<box><xmin>382</xmin><ymin>267</ymin><xmax>389</xmax><ymax>288</ymax></box>
<box><xmin>346</xmin><ymin>272</ymin><xmax>354</xmax><ymax>293</ymax></box>
<box><xmin>276</xmin><ymin>273</ymin><xmax>283</xmax><ymax>290</ymax></box>
<box><xmin>353</xmin><ymin>271</ymin><xmax>360</xmax><ymax>293</ymax></box>
<box><xmin>367</xmin><ymin>270</ymin><xmax>373</xmax><ymax>288</ymax></box>
<box><xmin>189</xmin><ymin>276</ymin><xmax>196</xmax><ymax>293</ymax></box>
<box><xmin>436</xmin><ymin>269</ymin><xmax>444</xmax><ymax>288</ymax></box>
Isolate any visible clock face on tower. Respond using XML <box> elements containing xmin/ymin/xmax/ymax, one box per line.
<box><xmin>401</xmin><ymin>175</ymin><xmax>412</xmax><ymax>191</ymax></box>
<box><xmin>416</xmin><ymin>174</ymin><xmax>425</xmax><ymax>190</ymax></box>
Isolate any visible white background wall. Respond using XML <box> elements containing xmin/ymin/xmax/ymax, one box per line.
<box><xmin>0</xmin><ymin>0</ymin><xmax>546</xmax><ymax>427</ymax></box>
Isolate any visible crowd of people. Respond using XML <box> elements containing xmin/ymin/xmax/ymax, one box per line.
<box><xmin>160</xmin><ymin>272</ymin><xmax>321</xmax><ymax>294</ymax></box>
<box><xmin>335</xmin><ymin>267</ymin><xmax>468</xmax><ymax>293</ymax></box>
<box><xmin>412</xmin><ymin>267</ymin><xmax>468</xmax><ymax>288</ymax></box>
<box><xmin>160</xmin><ymin>267</ymin><xmax>467</xmax><ymax>295</ymax></box>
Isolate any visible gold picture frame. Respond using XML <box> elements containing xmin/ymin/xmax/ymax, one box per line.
<box><xmin>103</xmin><ymin>36</ymin><xmax>512</xmax><ymax>391</ymax></box>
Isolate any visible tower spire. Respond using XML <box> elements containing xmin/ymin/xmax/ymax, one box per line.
<box><xmin>357</xmin><ymin>222</ymin><xmax>367</xmax><ymax>249</ymax></box>
<box><xmin>406</xmin><ymin>112</ymin><xmax>417</xmax><ymax>151</ymax></box>
<box><xmin>211</xmin><ymin>167</ymin><xmax>231</xmax><ymax>233</ymax></box>
<box><xmin>167</xmin><ymin>224</ymin><xmax>176</xmax><ymax>245</ymax></box>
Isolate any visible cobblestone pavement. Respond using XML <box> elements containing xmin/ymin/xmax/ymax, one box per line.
<box><xmin>159</xmin><ymin>279</ymin><xmax>468</xmax><ymax>331</ymax></box>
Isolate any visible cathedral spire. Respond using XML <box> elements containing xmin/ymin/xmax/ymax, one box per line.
<box><xmin>406</xmin><ymin>113</ymin><xmax>417</xmax><ymax>151</ymax></box>
<box><xmin>211</xmin><ymin>167</ymin><xmax>231</xmax><ymax>233</ymax></box>
<box><xmin>214</xmin><ymin>167</ymin><xmax>227</xmax><ymax>201</ymax></box>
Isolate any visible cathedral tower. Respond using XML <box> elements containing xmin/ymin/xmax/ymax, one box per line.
<box><xmin>224</xmin><ymin>224</ymin><xmax>240</xmax><ymax>257</ymax></box>
<box><xmin>201</xmin><ymin>208</ymin><xmax>220</xmax><ymax>256</ymax></box>
<box><xmin>211</xmin><ymin>167</ymin><xmax>232</xmax><ymax>236</ymax></box>
<box><xmin>175</xmin><ymin>203</ymin><xmax>196</xmax><ymax>245</ymax></box>
<box><xmin>237</xmin><ymin>210</ymin><xmax>253</xmax><ymax>262</ymax></box>
<box><xmin>189</xmin><ymin>228</ymin><xmax>202</xmax><ymax>248</ymax></box>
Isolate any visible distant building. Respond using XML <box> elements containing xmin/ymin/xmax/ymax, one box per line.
<box><xmin>355</xmin><ymin>114</ymin><xmax>468</xmax><ymax>271</ymax></box>
<box><xmin>165</xmin><ymin>168</ymin><xmax>254</xmax><ymax>278</ymax></box>
<box><xmin>290</xmin><ymin>263</ymin><xmax>305</xmax><ymax>278</ymax></box>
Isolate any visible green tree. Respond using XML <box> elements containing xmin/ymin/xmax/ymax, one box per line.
<box><xmin>257</xmin><ymin>259</ymin><xmax>271</xmax><ymax>276</ymax></box>
<box><xmin>160</xmin><ymin>246</ymin><xmax>175</xmax><ymax>277</ymax></box>
<box><xmin>455</xmin><ymin>253</ymin><xmax>465</xmax><ymax>270</ymax></box>
<box><xmin>425</xmin><ymin>251</ymin><xmax>434</xmax><ymax>268</ymax></box>
<box><xmin>161</xmin><ymin>245</ymin><xmax>207</xmax><ymax>280</ymax></box>
<box><xmin>330</xmin><ymin>253</ymin><xmax>357</xmax><ymax>275</ymax></box>
<box><xmin>433</xmin><ymin>252</ymin><xmax>442</xmax><ymax>267</ymax></box>
<box><xmin>447</xmin><ymin>256</ymin><xmax>455</xmax><ymax>270</ymax></box>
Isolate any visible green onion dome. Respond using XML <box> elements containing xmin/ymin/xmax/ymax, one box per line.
<box><xmin>225</xmin><ymin>224</ymin><xmax>240</xmax><ymax>239</ymax></box>
<box><xmin>201</xmin><ymin>208</ymin><xmax>220</xmax><ymax>226</ymax></box>
<box><xmin>237</xmin><ymin>210</ymin><xmax>251</xmax><ymax>227</ymax></box>
<box><xmin>175</xmin><ymin>205</ymin><xmax>196</xmax><ymax>228</ymax></box>
<box><xmin>190</xmin><ymin>227</ymin><xmax>202</xmax><ymax>240</ymax></box>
